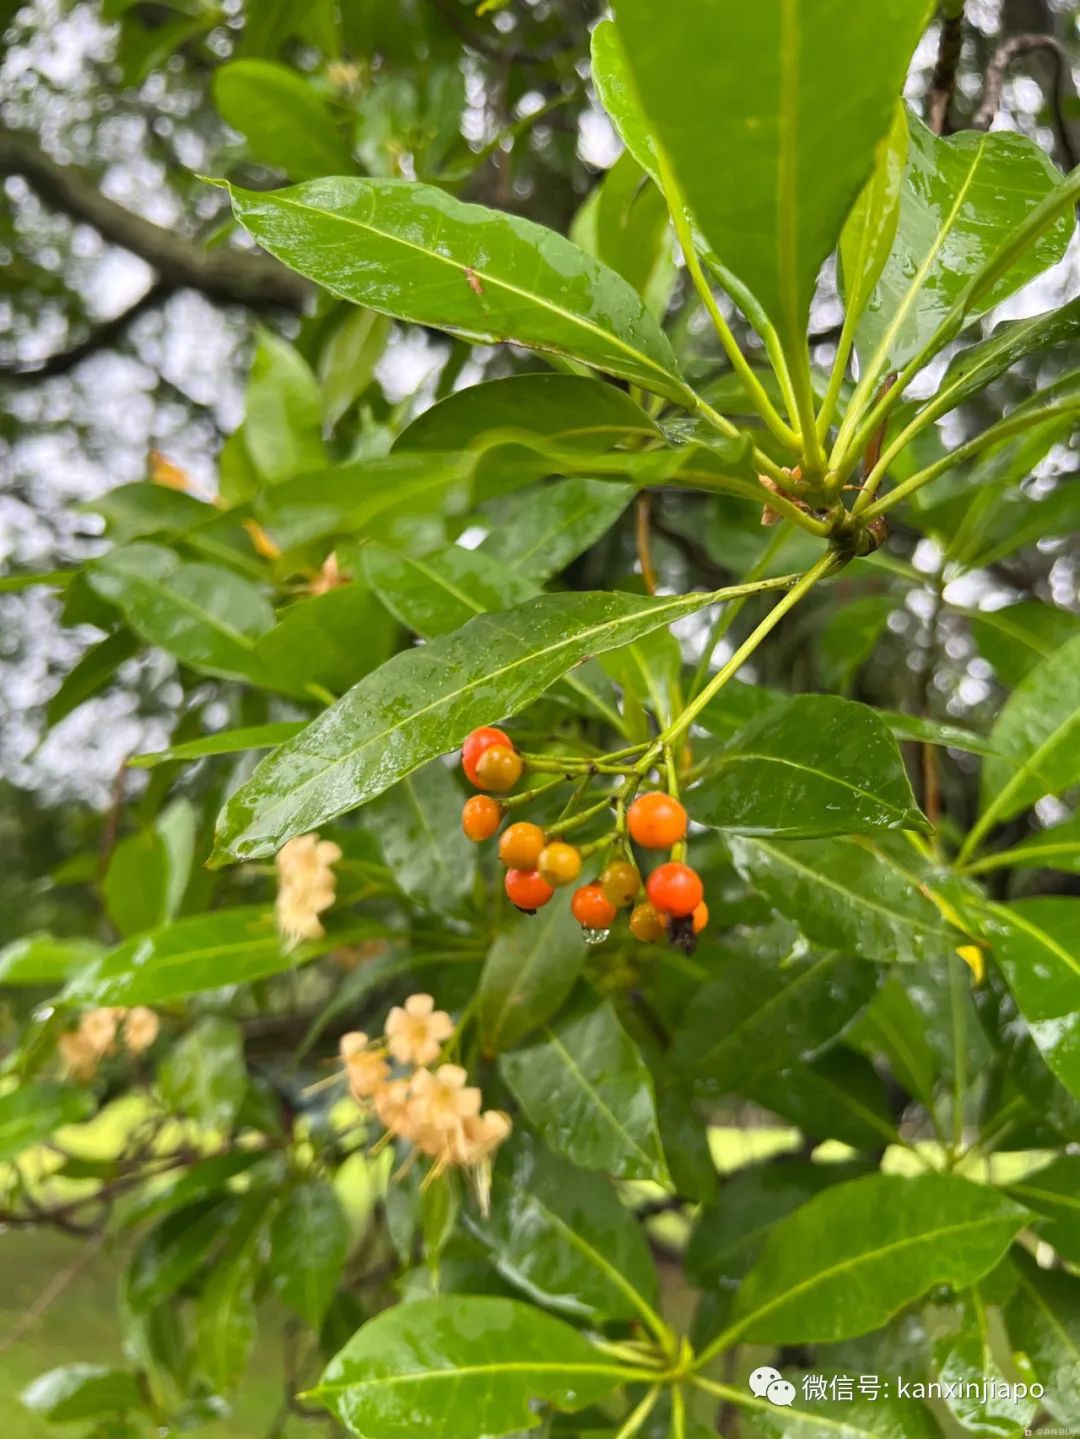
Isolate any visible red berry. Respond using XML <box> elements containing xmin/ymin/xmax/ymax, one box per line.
<box><xmin>462</xmin><ymin>795</ymin><xmax>502</xmax><ymax>842</ymax></box>
<box><xmin>627</xmin><ymin>792</ymin><xmax>688</xmax><ymax>849</ymax></box>
<box><xmin>646</xmin><ymin>862</ymin><xmax>703</xmax><ymax>918</ymax></box>
<box><xmin>498</xmin><ymin>822</ymin><xmax>545</xmax><ymax>870</ymax></box>
<box><xmin>570</xmin><ymin>883</ymin><xmax>617</xmax><ymax>930</ymax></box>
<box><xmin>462</xmin><ymin>726</ymin><xmax>512</xmax><ymax>786</ymax></box>
<box><xmin>474</xmin><ymin>745</ymin><xmax>523</xmax><ymax>792</ymax></box>
<box><xmin>692</xmin><ymin>901</ymin><xmax>709</xmax><ymax>934</ymax></box>
<box><xmin>505</xmin><ymin>869</ymin><xmax>554</xmax><ymax>912</ymax></box>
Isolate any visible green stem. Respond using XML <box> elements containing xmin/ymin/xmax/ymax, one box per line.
<box><xmin>501</xmin><ymin>774</ymin><xmax>573</xmax><ymax>809</ymax></box>
<box><xmin>787</xmin><ymin>339</ymin><xmax>828</xmax><ymax>482</ymax></box>
<box><xmin>688</xmin><ymin>523</ymin><xmax>793</xmax><ymax>698</ymax></box>
<box><xmin>659</xmin><ymin>152</ymin><xmax>799</xmax><ymax>452</ymax></box>
<box><xmin>615</xmin><ymin>1387</ymin><xmax>663</xmax><ymax>1439</ymax></box>
<box><xmin>642</xmin><ymin>550</ymin><xmax>842</xmax><ymax>764</ymax></box>
<box><xmin>545</xmin><ymin>792</ymin><xmax>617</xmax><ymax>836</ymax></box>
<box><xmin>671</xmin><ymin>1383</ymin><xmax>686</xmax><ymax>1439</ymax></box>
<box><xmin>816</xmin><ymin>306</ymin><xmax>857</xmax><ymax>443</ymax></box>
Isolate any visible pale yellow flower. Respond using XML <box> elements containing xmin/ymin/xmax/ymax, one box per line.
<box><xmin>123</xmin><ymin>1007</ymin><xmax>159</xmax><ymax>1055</ymax></box>
<box><xmin>385</xmin><ymin>993</ymin><xmax>454</xmax><ymax>1067</ymax></box>
<box><xmin>59</xmin><ymin>1029</ymin><xmax>99</xmax><ymax>1081</ymax></box>
<box><xmin>408</xmin><ymin>1065</ymin><xmax>482</xmax><ymax>1137</ymax></box>
<box><xmin>339</xmin><ymin>1031</ymin><xmax>390</xmax><ymax>1099</ymax></box>
<box><xmin>374</xmin><ymin>1078</ymin><xmax>415</xmax><ymax>1139</ymax></box>
<box><xmin>275</xmin><ymin>833</ymin><xmax>342</xmax><ymax>946</ymax></box>
<box><xmin>79</xmin><ymin>1007</ymin><xmax>124</xmax><ymax>1055</ymax></box>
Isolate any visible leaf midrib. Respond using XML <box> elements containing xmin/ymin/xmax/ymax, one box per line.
<box><xmin>988</xmin><ymin>901</ymin><xmax>1080</xmax><ymax>982</ymax></box>
<box><xmin>101</xmin><ymin>564</ymin><xmax>261</xmax><ymax>655</ymax></box>
<box><xmin>316</xmin><ymin>1358</ymin><xmax>629</xmax><ymax>1397</ymax></box>
<box><xmin>712</xmin><ymin>750</ymin><xmax>913</xmax><ymax>823</ymax></box>
<box><xmin>690</xmin><ymin>951</ymin><xmax>840</xmax><ymax>1077</ymax></box>
<box><xmin>242</xmin><ymin>186</ymin><xmax>682</xmax><ymax>393</ymax></box>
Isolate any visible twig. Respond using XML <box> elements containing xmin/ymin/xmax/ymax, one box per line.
<box><xmin>972</xmin><ymin>33</ymin><xmax>1079</xmax><ymax>166</ymax></box>
<box><xmin>0</xmin><ymin>1231</ymin><xmax>106</xmax><ymax>1354</ymax></box>
<box><xmin>0</xmin><ymin>282</ymin><xmax>176</xmax><ymax>383</ymax></box>
<box><xmin>634</xmin><ymin>494</ymin><xmax>658</xmax><ymax>595</ymax></box>
<box><xmin>0</xmin><ymin>130</ymin><xmax>308</xmax><ymax>310</ymax></box>
<box><xmin>929</xmin><ymin>3</ymin><xmax>966</xmax><ymax>135</ymax></box>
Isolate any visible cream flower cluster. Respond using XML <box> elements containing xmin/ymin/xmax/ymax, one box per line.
<box><xmin>339</xmin><ymin>994</ymin><xmax>511</xmax><ymax>1208</ymax></box>
<box><xmin>276</xmin><ymin>833</ymin><xmax>342</xmax><ymax>946</ymax></box>
<box><xmin>59</xmin><ymin>1005</ymin><xmax>159</xmax><ymax>1080</ymax></box>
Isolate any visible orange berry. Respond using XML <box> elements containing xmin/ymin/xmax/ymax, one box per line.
<box><xmin>629</xmin><ymin>901</ymin><xmax>667</xmax><ymax>943</ymax></box>
<box><xmin>600</xmin><ymin>860</ymin><xmax>641</xmax><ymax>908</ymax></box>
<box><xmin>461</xmin><ymin>795</ymin><xmax>502</xmax><ymax>842</ymax></box>
<box><xmin>646</xmin><ymin>862</ymin><xmax>703</xmax><ymax>918</ymax></box>
<box><xmin>692</xmin><ymin>901</ymin><xmax>709</xmax><ymax>934</ymax></box>
<box><xmin>505</xmin><ymin>868</ymin><xmax>554</xmax><ymax>912</ymax></box>
<box><xmin>462</xmin><ymin>726</ymin><xmax>511</xmax><ymax>785</ymax></box>
<box><xmin>627</xmin><ymin>792</ymin><xmax>688</xmax><ymax>849</ymax></box>
<box><xmin>538</xmin><ymin>841</ymin><xmax>582</xmax><ymax>887</ymax></box>
<box><xmin>570</xmin><ymin>883</ymin><xmax>617</xmax><ymax>930</ymax></box>
<box><xmin>499</xmin><ymin>822</ymin><xmax>545</xmax><ymax>870</ymax></box>
<box><xmin>474</xmin><ymin>745</ymin><xmax>523</xmax><ymax>792</ymax></box>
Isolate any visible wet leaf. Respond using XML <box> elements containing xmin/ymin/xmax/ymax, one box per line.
<box><xmin>479</xmin><ymin>901</ymin><xmax>586</xmax><ymax>1056</ymax></box>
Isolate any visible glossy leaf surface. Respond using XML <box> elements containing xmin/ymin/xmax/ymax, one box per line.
<box><xmin>224</xmin><ymin>179</ymin><xmax>689</xmax><ymax>401</ymax></box>
<box><xmin>0</xmin><ymin>1083</ymin><xmax>93</xmax><ymax>1161</ymax></box>
<box><xmin>480</xmin><ymin>479</ymin><xmax>635</xmax><ymax>582</ymax></box>
<box><xmin>270</xmin><ymin>1180</ymin><xmax>350</xmax><ymax>1328</ymax></box>
<box><xmin>367</xmin><ymin>761</ymin><xmax>475</xmax><ymax>914</ymax></box>
<box><xmin>1006</xmin><ymin>1250</ymin><xmax>1080</xmax><ymax>1428</ymax></box>
<box><xmin>363</xmin><ymin>542</ymin><xmax>537</xmax><ymax>639</ymax></box>
<box><xmin>312</xmin><ymin>1296</ymin><xmax>626</xmax><ymax>1439</ymax></box>
<box><xmin>214</xmin><ymin>60</ymin><xmax>354</xmax><ymax>180</ymax></box>
<box><xmin>479</xmin><ymin>901</ymin><xmax>586</xmax><ymax>1056</ymax></box>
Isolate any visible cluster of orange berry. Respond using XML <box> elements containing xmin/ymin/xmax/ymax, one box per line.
<box><xmin>458</xmin><ymin>726</ymin><xmax>708</xmax><ymax>946</ymax></box>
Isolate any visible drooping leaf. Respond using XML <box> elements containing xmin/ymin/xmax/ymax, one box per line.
<box><xmin>479</xmin><ymin>901</ymin><xmax>586</xmax><ymax>1056</ymax></box>
<box><xmin>982</xmin><ymin>898</ymin><xmax>1080</xmax><ymax>1098</ymax></box>
<box><xmin>214</xmin><ymin>60</ymin><xmax>355</xmax><ymax>180</ymax></box>
<box><xmin>1006</xmin><ymin>1250</ymin><xmax>1080</xmax><ymax>1428</ymax></box>
<box><xmin>480</xmin><ymin>479</ymin><xmax>635</xmax><ymax>582</ymax></box>
<box><xmin>728</xmin><ymin>834</ymin><xmax>958</xmax><ymax>963</ymax></box>
<box><xmin>256</xmin><ymin>584</ymin><xmax>397</xmax><ymax>697</ymax></box>
<box><xmin>86</xmin><ymin>543</ymin><xmax>276</xmax><ymax>685</ymax></box>
<box><xmin>311</xmin><ymin>1296</ymin><xmax>628</xmax><ymax>1439</ymax></box>
<box><xmin>129</xmin><ymin>722</ymin><xmax>305</xmax><ymax>769</ymax></box>
<box><xmin>610</xmin><ymin>0</ymin><xmax>928</xmax><ymax>342</ymax></box>
<box><xmin>270</xmin><ymin>1180</ymin><xmax>350</xmax><ymax>1328</ymax></box>
<box><xmin>500</xmin><ymin>999</ymin><xmax>669</xmax><ymax>1184</ymax></box>
<box><xmin>158</xmin><ymin>1016</ymin><xmax>247</xmax><ymax>1130</ymax></box>
<box><xmin>211</xmin><ymin>587</ymin><xmax>733</xmax><ymax>863</ymax></box>
<box><xmin>363</xmin><ymin>542</ymin><xmax>538</xmax><ymax>639</ymax></box>
<box><xmin>222</xmin><ymin>178</ymin><xmax>690</xmax><ymax>402</ymax></box>
<box><xmin>975</xmin><ymin>633</ymin><xmax>1080</xmax><ymax>844</ymax></box>
<box><xmin>62</xmin><ymin>908</ymin><xmax>384</xmax><ymax>1006</ymax></box>
<box><xmin>694</xmin><ymin>695</ymin><xmax>926</xmax><ymax>838</ymax></box>
<box><xmin>671</xmin><ymin>941</ymin><xmax>878</xmax><ymax>1095</ymax></box>
<box><xmin>366</xmin><ymin>761</ymin><xmax>474</xmax><ymax>915</ymax></box>
<box><xmin>0</xmin><ymin>1083</ymin><xmax>94</xmax><ymax>1161</ymax></box>
<box><xmin>857</xmin><ymin>114</ymin><xmax>1075</xmax><ymax>373</ymax></box>
<box><xmin>466</xmin><ymin>1134</ymin><xmax>657</xmax><ymax>1324</ymax></box>
<box><xmin>45</xmin><ymin>629</ymin><xmax>140</xmax><ymax>729</ymax></box>
<box><xmin>719</xmin><ymin>1173</ymin><xmax>1028</xmax><ymax>1346</ymax></box>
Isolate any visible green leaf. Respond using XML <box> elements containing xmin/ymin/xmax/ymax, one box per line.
<box><xmin>500</xmin><ymin>999</ymin><xmax>669</xmax><ymax>1184</ymax></box>
<box><xmin>590</xmin><ymin>20</ymin><xmax>660</xmax><ymax>190</ymax></box>
<box><xmin>728</xmin><ymin>834</ymin><xmax>957</xmax><ymax>963</ymax></box>
<box><xmin>222</xmin><ymin>178</ymin><xmax>689</xmax><ymax>402</ymax></box>
<box><xmin>694</xmin><ymin>695</ymin><xmax>925</xmax><ymax>838</ymax></box>
<box><xmin>158</xmin><ymin>1016</ymin><xmax>247</xmax><ymax>1130</ymax></box>
<box><xmin>214</xmin><ymin>60</ymin><xmax>354</xmax><ymax>180</ymax></box>
<box><xmin>480</xmin><ymin>479</ymin><xmax>635</xmax><ymax>582</ymax></box>
<box><xmin>257</xmin><ymin>584</ymin><xmax>397</xmax><ymax>697</ymax></box>
<box><xmin>270</xmin><ymin>1180</ymin><xmax>350</xmax><ymax>1328</ymax></box>
<box><xmin>934</xmin><ymin>1293</ymin><xmax>1037</xmax><ymax>1437</ymax></box>
<box><xmin>211</xmin><ymin>587</ymin><xmax>730</xmax><ymax>863</ymax></box>
<box><xmin>818</xmin><ymin>595</ymin><xmax>893</xmax><ymax>694</ymax></box>
<box><xmin>319</xmin><ymin>307</ymin><xmax>391</xmax><ymax>428</ymax></box>
<box><xmin>479</xmin><ymin>902</ymin><xmax>586</xmax><ymax>1057</ymax></box>
<box><xmin>610</xmin><ymin>0</ymin><xmax>927</xmax><ymax>342</ymax></box>
<box><xmin>129</xmin><ymin>722</ymin><xmax>305</xmax><ymax>769</ymax></box>
<box><xmin>591</xmin><ymin>151</ymin><xmax>673</xmax><ymax>304</ymax></box>
<box><xmin>983</xmin><ymin>898</ymin><xmax>1080</xmax><ymax>1099</ymax></box>
<box><xmin>102</xmin><ymin>828</ymin><xmax>171</xmax><ymax>937</ymax></box>
<box><xmin>311</xmin><ymin>1295</ymin><xmax>626</xmax><ymax>1439</ymax></box>
<box><xmin>839</xmin><ymin>102</ymin><xmax>908</xmax><ymax>330</ymax></box>
<box><xmin>46</xmin><ymin>629</ymin><xmax>139</xmax><ymax>729</ymax></box>
<box><xmin>466</xmin><ymin>1134</ymin><xmax>657</xmax><ymax>1324</ymax></box>
<box><xmin>242</xmin><ymin>330</ymin><xmax>327</xmax><ymax>483</ymax></box>
<box><xmin>746</xmin><ymin>1048</ymin><xmax>900</xmax><ymax>1149</ymax></box>
<box><xmin>367</xmin><ymin>761</ymin><xmax>475</xmax><ymax>914</ymax></box>
<box><xmin>363</xmin><ymin>542</ymin><xmax>538</xmax><ymax>639</ymax></box>
<box><xmin>968</xmin><ymin>601</ymin><xmax>1080</xmax><ymax>689</ymax></box>
<box><xmin>686</xmin><ymin>1159</ymin><xmax>870</xmax><ymax>1291</ymax></box>
<box><xmin>196</xmin><ymin>1194</ymin><xmax>264</xmax><ymax>1392</ymax></box>
<box><xmin>0</xmin><ymin>1083</ymin><xmax>94</xmax><ymax>1161</ymax></box>
<box><xmin>62</xmin><ymin>907</ymin><xmax>381</xmax><ymax>1006</ymax></box>
<box><xmin>857</xmin><ymin>114</ymin><xmax>1075</xmax><ymax>372</ymax></box>
<box><xmin>1006</xmin><ymin>1250</ymin><xmax>1080</xmax><ymax>1428</ymax></box>
<box><xmin>975</xmin><ymin>633</ymin><xmax>1080</xmax><ymax>843</ymax></box>
<box><xmin>970</xmin><ymin>815</ymin><xmax>1080</xmax><ymax>876</ymax></box>
<box><xmin>21</xmin><ymin>1365</ymin><xmax>143</xmax><ymax>1422</ymax></box>
<box><xmin>124</xmin><ymin>1198</ymin><xmax>238</xmax><ymax>1311</ymax></box>
<box><xmin>86</xmin><ymin>542</ymin><xmax>276</xmax><ymax>685</ymax></box>
<box><xmin>746</xmin><ymin>1377</ymin><xmax>944</xmax><ymax>1438</ymax></box>
<box><xmin>0</xmin><ymin>934</ymin><xmax>104</xmax><ymax>986</ymax></box>
<box><xmin>394</xmin><ymin>373</ymin><xmax>659</xmax><ymax>456</ymax></box>
<box><xmin>848</xmin><ymin>973</ymin><xmax>938</xmax><ymax>1106</ymax></box>
<box><xmin>717</xmin><ymin>1173</ymin><xmax>1028</xmax><ymax>1347</ymax></box>
<box><xmin>1003</xmin><ymin>1155</ymin><xmax>1080</xmax><ymax>1264</ymax></box>
<box><xmin>671</xmin><ymin>941</ymin><xmax>877</xmax><ymax>1095</ymax></box>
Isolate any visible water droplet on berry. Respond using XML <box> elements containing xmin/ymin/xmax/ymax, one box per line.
<box><xmin>582</xmin><ymin>927</ymin><xmax>610</xmax><ymax>946</ymax></box>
